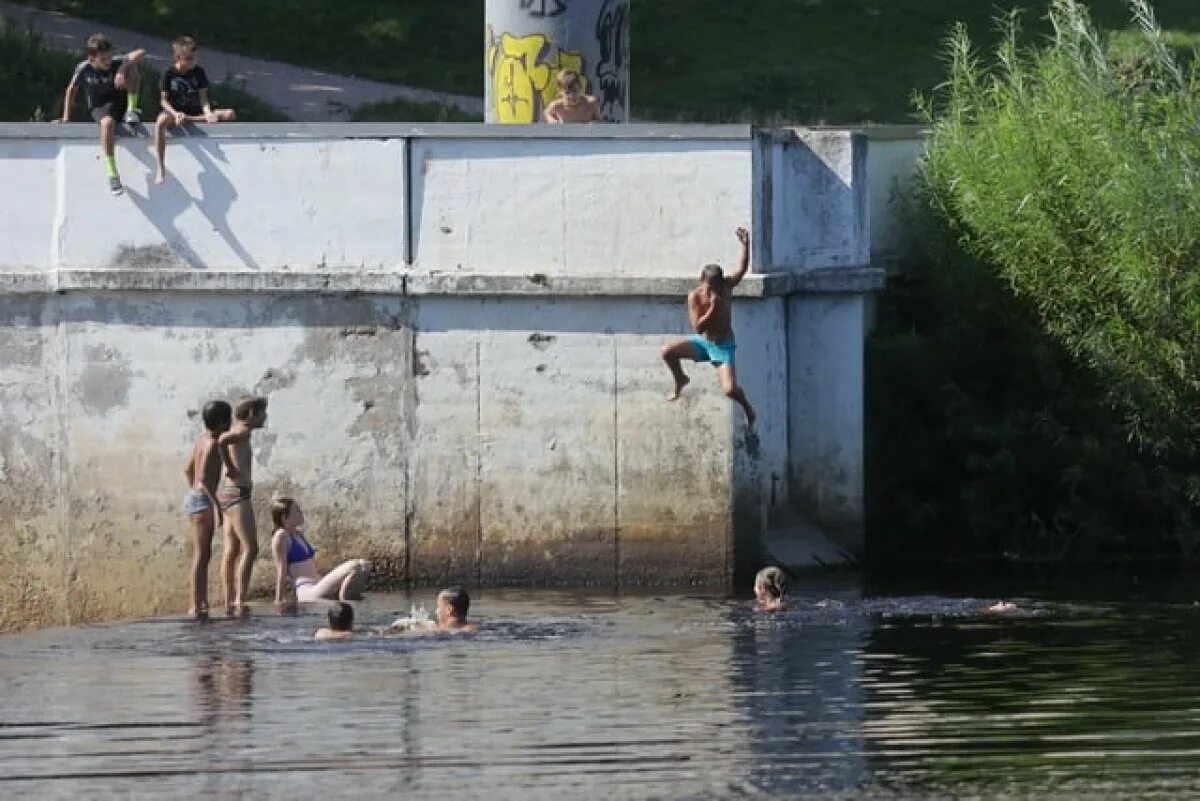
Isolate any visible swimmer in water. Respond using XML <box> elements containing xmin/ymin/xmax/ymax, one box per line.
<box><xmin>388</xmin><ymin>587</ymin><xmax>478</xmax><ymax>633</ymax></box>
<box><xmin>182</xmin><ymin>399</ymin><xmax>232</xmax><ymax>620</ymax></box>
<box><xmin>754</xmin><ymin>566</ymin><xmax>789</xmax><ymax>611</ymax></box>
<box><xmin>270</xmin><ymin>497</ymin><xmax>371</xmax><ymax>607</ymax></box>
<box><xmin>315</xmin><ymin>601</ymin><xmax>354</xmax><ymax>640</ymax></box>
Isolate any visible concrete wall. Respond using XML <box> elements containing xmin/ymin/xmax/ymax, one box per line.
<box><xmin>0</xmin><ymin>123</ymin><xmax>882</xmax><ymax>630</ymax></box>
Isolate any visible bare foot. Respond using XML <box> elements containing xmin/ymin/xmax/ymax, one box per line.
<box><xmin>667</xmin><ymin>375</ymin><xmax>690</xmax><ymax>401</ymax></box>
<box><xmin>154</xmin><ymin>167</ymin><xmax>166</xmax><ymax>185</ymax></box>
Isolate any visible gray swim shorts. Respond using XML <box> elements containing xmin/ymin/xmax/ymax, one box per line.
<box><xmin>183</xmin><ymin>489</ymin><xmax>211</xmax><ymax>515</ymax></box>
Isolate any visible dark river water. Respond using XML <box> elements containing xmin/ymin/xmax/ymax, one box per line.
<box><xmin>4</xmin><ymin>582</ymin><xmax>1200</xmax><ymax>799</ymax></box>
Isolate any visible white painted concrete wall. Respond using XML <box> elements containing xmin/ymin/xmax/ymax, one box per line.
<box><xmin>767</xmin><ymin>130</ymin><xmax>869</xmax><ymax>271</ymax></box>
<box><xmin>0</xmin><ymin>125</ymin><xmax>883</xmax><ymax>629</ymax></box>
<box><xmin>0</xmin><ymin>126</ymin><xmax>871</xmax><ymax>277</ymax></box>
<box><xmin>412</xmin><ymin>137</ymin><xmax>754</xmax><ymax>275</ymax></box>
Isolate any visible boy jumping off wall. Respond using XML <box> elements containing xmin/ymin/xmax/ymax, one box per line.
<box><xmin>61</xmin><ymin>33</ymin><xmax>145</xmax><ymax>196</ymax></box>
<box><xmin>155</xmin><ymin>36</ymin><xmax>237</xmax><ymax>185</ymax></box>
<box><xmin>661</xmin><ymin>227</ymin><xmax>757</xmax><ymax>427</ymax></box>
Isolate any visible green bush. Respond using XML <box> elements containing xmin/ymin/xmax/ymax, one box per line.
<box><xmin>870</xmin><ymin>0</ymin><xmax>1200</xmax><ymax>564</ymax></box>
<box><xmin>920</xmin><ymin>0</ymin><xmax>1200</xmax><ymax>464</ymax></box>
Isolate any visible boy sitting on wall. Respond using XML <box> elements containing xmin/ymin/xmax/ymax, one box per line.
<box><xmin>60</xmin><ymin>33</ymin><xmax>146</xmax><ymax>196</ymax></box>
<box><xmin>155</xmin><ymin>36</ymin><xmax>237</xmax><ymax>185</ymax></box>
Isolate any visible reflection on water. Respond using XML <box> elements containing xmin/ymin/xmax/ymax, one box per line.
<box><xmin>3</xmin><ymin>586</ymin><xmax>1200</xmax><ymax>798</ymax></box>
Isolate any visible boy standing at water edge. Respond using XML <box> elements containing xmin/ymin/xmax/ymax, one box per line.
<box><xmin>182</xmin><ymin>400</ymin><xmax>233</xmax><ymax>620</ymax></box>
<box><xmin>661</xmin><ymin>227</ymin><xmax>757</xmax><ymax>427</ymax></box>
<box><xmin>60</xmin><ymin>34</ymin><xmax>145</xmax><ymax>196</ymax></box>
<box><xmin>218</xmin><ymin>396</ymin><xmax>268</xmax><ymax>616</ymax></box>
<box><xmin>155</xmin><ymin>36</ymin><xmax>237</xmax><ymax>185</ymax></box>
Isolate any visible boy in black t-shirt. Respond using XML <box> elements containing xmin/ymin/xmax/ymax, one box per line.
<box><xmin>155</xmin><ymin>36</ymin><xmax>237</xmax><ymax>186</ymax></box>
<box><xmin>61</xmin><ymin>33</ymin><xmax>146</xmax><ymax>196</ymax></box>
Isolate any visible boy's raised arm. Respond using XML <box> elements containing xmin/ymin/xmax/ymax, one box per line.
<box><xmin>727</xmin><ymin>227</ymin><xmax>751</xmax><ymax>288</ymax></box>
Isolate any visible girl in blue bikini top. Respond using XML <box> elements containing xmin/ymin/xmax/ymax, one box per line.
<box><xmin>270</xmin><ymin>496</ymin><xmax>371</xmax><ymax>607</ymax></box>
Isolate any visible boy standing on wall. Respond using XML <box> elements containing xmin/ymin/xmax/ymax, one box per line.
<box><xmin>543</xmin><ymin>69</ymin><xmax>603</xmax><ymax>124</ymax></box>
<box><xmin>182</xmin><ymin>400</ymin><xmax>233</xmax><ymax>620</ymax></box>
<box><xmin>155</xmin><ymin>36</ymin><xmax>237</xmax><ymax>185</ymax></box>
<box><xmin>60</xmin><ymin>34</ymin><xmax>146</xmax><ymax>196</ymax></box>
<box><xmin>661</xmin><ymin>227</ymin><xmax>757</xmax><ymax>427</ymax></box>
<box><xmin>217</xmin><ymin>396</ymin><xmax>268</xmax><ymax>616</ymax></box>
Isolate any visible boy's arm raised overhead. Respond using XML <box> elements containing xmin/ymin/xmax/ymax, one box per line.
<box><xmin>727</xmin><ymin>227</ymin><xmax>751</xmax><ymax>288</ymax></box>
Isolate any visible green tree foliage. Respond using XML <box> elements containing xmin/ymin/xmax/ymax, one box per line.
<box><xmin>870</xmin><ymin>0</ymin><xmax>1200</xmax><ymax>565</ymax></box>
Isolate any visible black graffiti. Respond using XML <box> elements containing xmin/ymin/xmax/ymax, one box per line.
<box><xmin>595</xmin><ymin>0</ymin><xmax>628</xmax><ymax>120</ymax></box>
<box><xmin>521</xmin><ymin>0</ymin><xmax>568</xmax><ymax>17</ymax></box>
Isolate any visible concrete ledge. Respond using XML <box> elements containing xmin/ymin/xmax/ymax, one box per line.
<box><xmin>0</xmin><ymin>268</ymin><xmax>885</xmax><ymax>297</ymax></box>
<box><xmin>0</xmin><ymin>122</ymin><xmax>754</xmax><ymax>141</ymax></box>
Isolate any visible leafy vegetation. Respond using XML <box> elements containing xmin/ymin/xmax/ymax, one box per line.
<box><xmin>869</xmin><ymin>0</ymin><xmax>1200</xmax><ymax>565</ymax></box>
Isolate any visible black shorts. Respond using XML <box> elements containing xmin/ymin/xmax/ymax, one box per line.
<box><xmin>89</xmin><ymin>95</ymin><xmax>128</xmax><ymax>123</ymax></box>
<box><xmin>176</xmin><ymin>104</ymin><xmax>204</xmax><ymax>118</ymax></box>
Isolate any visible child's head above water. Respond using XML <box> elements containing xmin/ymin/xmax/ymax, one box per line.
<box><xmin>328</xmin><ymin>601</ymin><xmax>354</xmax><ymax>632</ymax></box>
<box><xmin>201</xmin><ymin>400</ymin><xmax>232</xmax><ymax>434</ymax></box>
<box><xmin>436</xmin><ymin>587</ymin><xmax>470</xmax><ymax>625</ymax></box>
<box><xmin>754</xmin><ymin>566</ymin><xmax>789</xmax><ymax>609</ymax></box>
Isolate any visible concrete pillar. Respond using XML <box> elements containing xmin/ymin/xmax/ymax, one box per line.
<box><xmin>485</xmin><ymin>0</ymin><xmax>630</xmax><ymax>124</ymax></box>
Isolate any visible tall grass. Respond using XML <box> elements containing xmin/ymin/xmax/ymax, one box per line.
<box><xmin>919</xmin><ymin>0</ymin><xmax>1200</xmax><ymax>496</ymax></box>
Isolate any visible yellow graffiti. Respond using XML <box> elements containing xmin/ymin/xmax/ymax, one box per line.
<box><xmin>487</xmin><ymin>27</ymin><xmax>586</xmax><ymax>124</ymax></box>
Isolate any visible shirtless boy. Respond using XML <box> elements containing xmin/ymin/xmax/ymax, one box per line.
<box><xmin>542</xmin><ymin>69</ymin><xmax>603</xmax><ymax>124</ymax></box>
<box><xmin>182</xmin><ymin>400</ymin><xmax>232</xmax><ymax>619</ymax></box>
<box><xmin>217</xmin><ymin>396</ymin><xmax>268</xmax><ymax>615</ymax></box>
<box><xmin>661</xmin><ymin>227</ymin><xmax>757</xmax><ymax>426</ymax></box>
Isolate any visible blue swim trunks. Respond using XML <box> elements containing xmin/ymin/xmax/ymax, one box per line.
<box><xmin>689</xmin><ymin>335</ymin><xmax>736</xmax><ymax>366</ymax></box>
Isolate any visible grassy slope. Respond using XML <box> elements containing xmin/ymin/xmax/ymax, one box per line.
<box><xmin>0</xmin><ymin>18</ymin><xmax>286</xmax><ymax>121</ymax></box>
<box><xmin>13</xmin><ymin>0</ymin><xmax>1200</xmax><ymax>122</ymax></box>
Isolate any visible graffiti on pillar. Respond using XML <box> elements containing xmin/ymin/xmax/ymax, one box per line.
<box><xmin>520</xmin><ymin>0</ymin><xmax>568</xmax><ymax>17</ymax></box>
<box><xmin>594</xmin><ymin>0</ymin><xmax>628</xmax><ymax>120</ymax></box>
<box><xmin>487</xmin><ymin>26</ymin><xmax>587</xmax><ymax>123</ymax></box>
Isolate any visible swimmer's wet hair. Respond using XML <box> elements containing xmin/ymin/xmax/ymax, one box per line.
<box><xmin>439</xmin><ymin>587</ymin><xmax>470</xmax><ymax>619</ymax></box>
<box><xmin>201</xmin><ymin>400</ymin><xmax>232</xmax><ymax>432</ymax></box>
<box><xmin>754</xmin><ymin>566</ymin><xmax>789</xmax><ymax>600</ymax></box>
<box><xmin>700</xmin><ymin>263</ymin><xmax>725</xmax><ymax>288</ymax></box>
<box><xmin>328</xmin><ymin>602</ymin><xmax>353</xmax><ymax>632</ymax></box>
<box><xmin>234</xmin><ymin>395</ymin><xmax>267</xmax><ymax>421</ymax></box>
<box><xmin>271</xmin><ymin>496</ymin><xmax>296</xmax><ymax>529</ymax></box>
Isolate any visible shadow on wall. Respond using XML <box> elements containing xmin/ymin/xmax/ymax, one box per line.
<box><xmin>121</xmin><ymin>129</ymin><xmax>257</xmax><ymax>270</ymax></box>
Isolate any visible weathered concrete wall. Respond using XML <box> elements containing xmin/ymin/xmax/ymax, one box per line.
<box><xmin>0</xmin><ymin>124</ymin><xmax>883</xmax><ymax>630</ymax></box>
<box><xmin>485</xmin><ymin>0</ymin><xmax>630</xmax><ymax>123</ymax></box>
